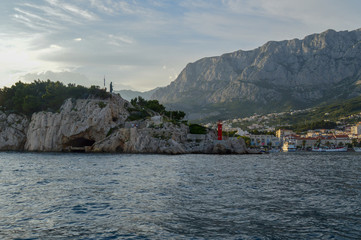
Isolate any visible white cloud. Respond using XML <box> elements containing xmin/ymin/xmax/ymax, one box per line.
<box><xmin>19</xmin><ymin>71</ymin><xmax>90</xmax><ymax>85</ymax></box>
<box><xmin>222</xmin><ymin>0</ymin><xmax>361</xmax><ymax>31</ymax></box>
<box><xmin>45</xmin><ymin>0</ymin><xmax>98</xmax><ymax>20</ymax></box>
<box><xmin>14</xmin><ymin>7</ymin><xmax>57</xmax><ymax>26</ymax></box>
<box><xmin>0</xmin><ymin>34</ymin><xmax>68</xmax><ymax>88</ymax></box>
<box><xmin>2</xmin><ymin>0</ymin><xmax>361</xmax><ymax>91</ymax></box>
<box><xmin>108</xmin><ymin>34</ymin><xmax>133</xmax><ymax>46</ymax></box>
<box><xmin>22</xmin><ymin>3</ymin><xmax>74</xmax><ymax>22</ymax></box>
<box><xmin>89</xmin><ymin>0</ymin><xmax>115</xmax><ymax>15</ymax></box>
<box><xmin>88</xmin><ymin>0</ymin><xmax>144</xmax><ymax>15</ymax></box>
<box><xmin>49</xmin><ymin>44</ymin><xmax>62</xmax><ymax>49</ymax></box>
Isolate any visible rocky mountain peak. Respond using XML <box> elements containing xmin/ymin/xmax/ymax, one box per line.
<box><xmin>151</xmin><ymin>28</ymin><xmax>361</xmax><ymax>121</ymax></box>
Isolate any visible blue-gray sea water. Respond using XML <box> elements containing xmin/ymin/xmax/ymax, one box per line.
<box><xmin>0</xmin><ymin>152</ymin><xmax>360</xmax><ymax>239</ymax></box>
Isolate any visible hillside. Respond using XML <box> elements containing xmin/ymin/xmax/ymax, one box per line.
<box><xmin>152</xmin><ymin>29</ymin><xmax>361</xmax><ymax>121</ymax></box>
<box><xmin>278</xmin><ymin>95</ymin><xmax>361</xmax><ymax>126</ymax></box>
<box><xmin>230</xmin><ymin>95</ymin><xmax>361</xmax><ymax>133</ymax></box>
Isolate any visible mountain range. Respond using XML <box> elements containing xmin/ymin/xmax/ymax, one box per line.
<box><xmin>114</xmin><ymin>88</ymin><xmax>158</xmax><ymax>101</ymax></box>
<box><xmin>151</xmin><ymin>29</ymin><xmax>361</xmax><ymax>121</ymax></box>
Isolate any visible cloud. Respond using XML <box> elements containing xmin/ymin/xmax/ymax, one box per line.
<box><xmin>88</xmin><ymin>0</ymin><xmax>156</xmax><ymax>16</ymax></box>
<box><xmin>2</xmin><ymin>0</ymin><xmax>361</xmax><ymax>91</ymax></box>
<box><xmin>0</xmin><ymin>33</ymin><xmax>69</xmax><ymax>88</ymax></box>
<box><xmin>89</xmin><ymin>0</ymin><xmax>115</xmax><ymax>15</ymax></box>
<box><xmin>19</xmin><ymin>71</ymin><xmax>90</xmax><ymax>85</ymax></box>
<box><xmin>222</xmin><ymin>0</ymin><xmax>361</xmax><ymax>30</ymax></box>
<box><xmin>38</xmin><ymin>49</ymin><xmax>155</xmax><ymax>67</ymax></box>
<box><xmin>45</xmin><ymin>0</ymin><xmax>98</xmax><ymax>20</ymax></box>
<box><xmin>14</xmin><ymin>7</ymin><xmax>57</xmax><ymax>26</ymax></box>
<box><xmin>108</xmin><ymin>34</ymin><xmax>133</xmax><ymax>46</ymax></box>
<box><xmin>21</xmin><ymin>3</ymin><xmax>80</xmax><ymax>26</ymax></box>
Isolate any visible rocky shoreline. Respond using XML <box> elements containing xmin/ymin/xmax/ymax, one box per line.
<box><xmin>0</xmin><ymin>94</ymin><xmax>250</xmax><ymax>154</ymax></box>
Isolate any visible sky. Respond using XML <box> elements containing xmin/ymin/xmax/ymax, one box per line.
<box><xmin>1</xmin><ymin>0</ymin><xmax>361</xmax><ymax>91</ymax></box>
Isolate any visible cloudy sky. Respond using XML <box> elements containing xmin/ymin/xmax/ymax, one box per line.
<box><xmin>1</xmin><ymin>0</ymin><xmax>361</xmax><ymax>91</ymax></box>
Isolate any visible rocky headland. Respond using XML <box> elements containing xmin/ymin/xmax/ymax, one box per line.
<box><xmin>0</xmin><ymin>94</ymin><xmax>248</xmax><ymax>154</ymax></box>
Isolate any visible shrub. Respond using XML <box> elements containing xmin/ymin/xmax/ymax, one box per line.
<box><xmin>126</xmin><ymin>110</ymin><xmax>150</xmax><ymax>121</ymax></box>
<box><xmin>189</xmin><ymin>124</ymin><xmax>207</xmax><ymax>134</ymax></box>
<box><xmin>98</xmin><ymin>101</ymin><xmax>107</xmax><ymax>109</ymax></box>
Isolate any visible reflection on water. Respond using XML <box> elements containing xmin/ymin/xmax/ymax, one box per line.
<box><xmin>0</xmin><ymin>152</ymin><xmax>360</xmax><ymax>239</ymax></box>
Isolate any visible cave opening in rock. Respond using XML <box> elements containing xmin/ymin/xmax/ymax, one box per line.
<box><xmin>66</xmin><ymin>138</ymin><xmax>95</xmax><ymax>148</ymax></box>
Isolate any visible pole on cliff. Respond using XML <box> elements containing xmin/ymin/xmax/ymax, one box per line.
<box><xmin>217</xmin><ymin>120</ymin><xmax>222</xmax><ymax>140</ymax></box>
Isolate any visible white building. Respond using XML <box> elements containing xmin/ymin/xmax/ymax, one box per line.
<box><xmin>351</xmin><ymin>122</ymin><xmax>361</xmax><ymax>135</ymax></box>
<box><xmin>236</xmin><ymin>128</ymin><xmax>249</xmax><ymax>136</ymax></box>
<box><xmin>250</xmin><ymin>135</ymin><xmax>281</xmax><ymax>147</ymax></box>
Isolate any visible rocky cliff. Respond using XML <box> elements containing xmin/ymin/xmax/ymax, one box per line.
<box><xmin>152</xmin><ymin>29</ymin><xmax>361</xmax><ymax>120</ymax></box>
<box><xmin>0</xmin><ymin>111</ymin><xmax>29</xmax><ymax>150</ymax></box>
<box><xmin>0</xmin><ymin>94</ymin><xmax>248</xmax><ymax>154</ymax></box>
<box><xmin>25</xmin><ymin>95</ymin><xmax>129</xmax><ymax>151</ymax></box>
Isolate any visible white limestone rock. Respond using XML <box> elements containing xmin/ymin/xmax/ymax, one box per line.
<box><xmin>90</xmin><ymin>122</ymin><xmax>248</xmax><ymax>154</ymax></box>
<box><xmin>25</xmin><ymin>94</ymin><xmax>129</xmax><ymax>151</ymax></box>
<box><xmin>91</xmin><ymin>122</ymin><xmax>188</xmax><ymax>154</ymax></box>
<box><xmin>1</xmin><ymin>93</ymin><xmax>249</xmax><ymax>154</ymax></box>
<box><xmin>0</xmin><ymin>111</ymin><xmax>29</xmax><ymax>150</ymax></box>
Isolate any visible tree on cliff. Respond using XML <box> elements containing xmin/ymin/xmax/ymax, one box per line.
<box><xmin>0</xmin><ymin>80</ymin><xmax>109</xmax><ymax>116</ymax></box>
<box><xmin>130</xmin><ymin>96</ymin><xmax>186</xmax><ymax>121</ymax></box>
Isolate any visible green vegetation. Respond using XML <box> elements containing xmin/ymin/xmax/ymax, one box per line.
<box><xmin>239</xmin><ymin>136</ymin><xmax>251</xmax><ymax>147</ymax></box>
<box><xmin>98</xmin><ymin>101</ymin><xmax>107</xmax><ymax>109</ymax></box>
<box><xmin>189</xmin><ymin>124</ymin><xmax>207</xmax><ymax>134</ymax></box>
<box><xmin>0</xmin><ymin>80</ymin><xmax>110</xmax><ymax>116</ymax></box>
<box><xmin>289</xmin><ymin>120</ymin><xmax>337</xmax><ymax>133</ymax></box>
<box><xmin>222</xmin><ymin>130</ymin><xmax>238</xmax><ymax>137</ymax></box>
<box><xmin>129</xmin><ymin>96</ymin><xmax>185</xmax><ymax>121</ymax></box>
<box><xmin>131</xmin><ymin>97</ymin><xmax>165</xmax><ymax>112</ymax></box>
<box><xmin>163</xmin><ymin>111</ymin><xmax>186</xmax><ymax>122</ymax></box>
<box><xmin>248</xmin><ymin>130</ymin><xmax>275</xmax><ymax>135</ymax></box>
<box><xmin>316</xmin><ymin>96</ymin><xmax>361</xmax><ymax>120</ymax></box>
<box><xmin>276</xmin><ymin>95</ymin><xmax>361</xmax><ymax>126</ymax></box>
<box><xmin>127</xmin><ymin>109</ymin><xmax>150</xmax><ymax>121</ymax></box>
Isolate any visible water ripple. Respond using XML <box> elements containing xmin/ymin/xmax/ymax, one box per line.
<box><xmin>0</xmin><ymin>152</ymin><xmax>360</xmax><ymax>239</ymax></box>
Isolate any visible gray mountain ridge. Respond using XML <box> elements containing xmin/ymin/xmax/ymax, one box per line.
<box><xmin>151</xmin><ymin>29</ymin><xmax>361</xmax><ymax>121</ymax></box>
<box><xmin>114</xmin><ymin>88</ymin><xmax>159</xmax><ymax>101</ymax></box>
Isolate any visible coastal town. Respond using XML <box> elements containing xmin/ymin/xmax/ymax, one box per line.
<box><xmin>205</xmin><ymin>110</ymin><xmax>361</xmax><ymax>152</ymax></box>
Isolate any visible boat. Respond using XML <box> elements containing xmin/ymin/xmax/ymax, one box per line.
<box><xmin>282</xmin><ymin>142</ymin><xmax>296</xmax><ymax>152</ymax></box>
<box><xmin>354</xmin><ymin>147</ymin><xmax>361</xmax><ymax>152</ymax></box>
<box><xmin>312</xmin><ymin>147</ymin><xmax>347</xmax><ymax>152</ymax></box>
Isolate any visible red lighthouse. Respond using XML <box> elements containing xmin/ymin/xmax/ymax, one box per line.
<box><xmin>217</xmin><ymin>121</ymin><xmax>222</xmax><ymax>140</ymax></box>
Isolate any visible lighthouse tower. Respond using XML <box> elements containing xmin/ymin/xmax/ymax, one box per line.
<box><xmin>217</xmin><ymin>120</ymin><xmax>222</xmax><ymax>140</ymax></box>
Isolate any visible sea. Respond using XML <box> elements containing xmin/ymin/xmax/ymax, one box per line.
<box><xmin>0</xmin><ymin>152</ymin><xmax>360</xmax><ymax>240</ymax></box>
